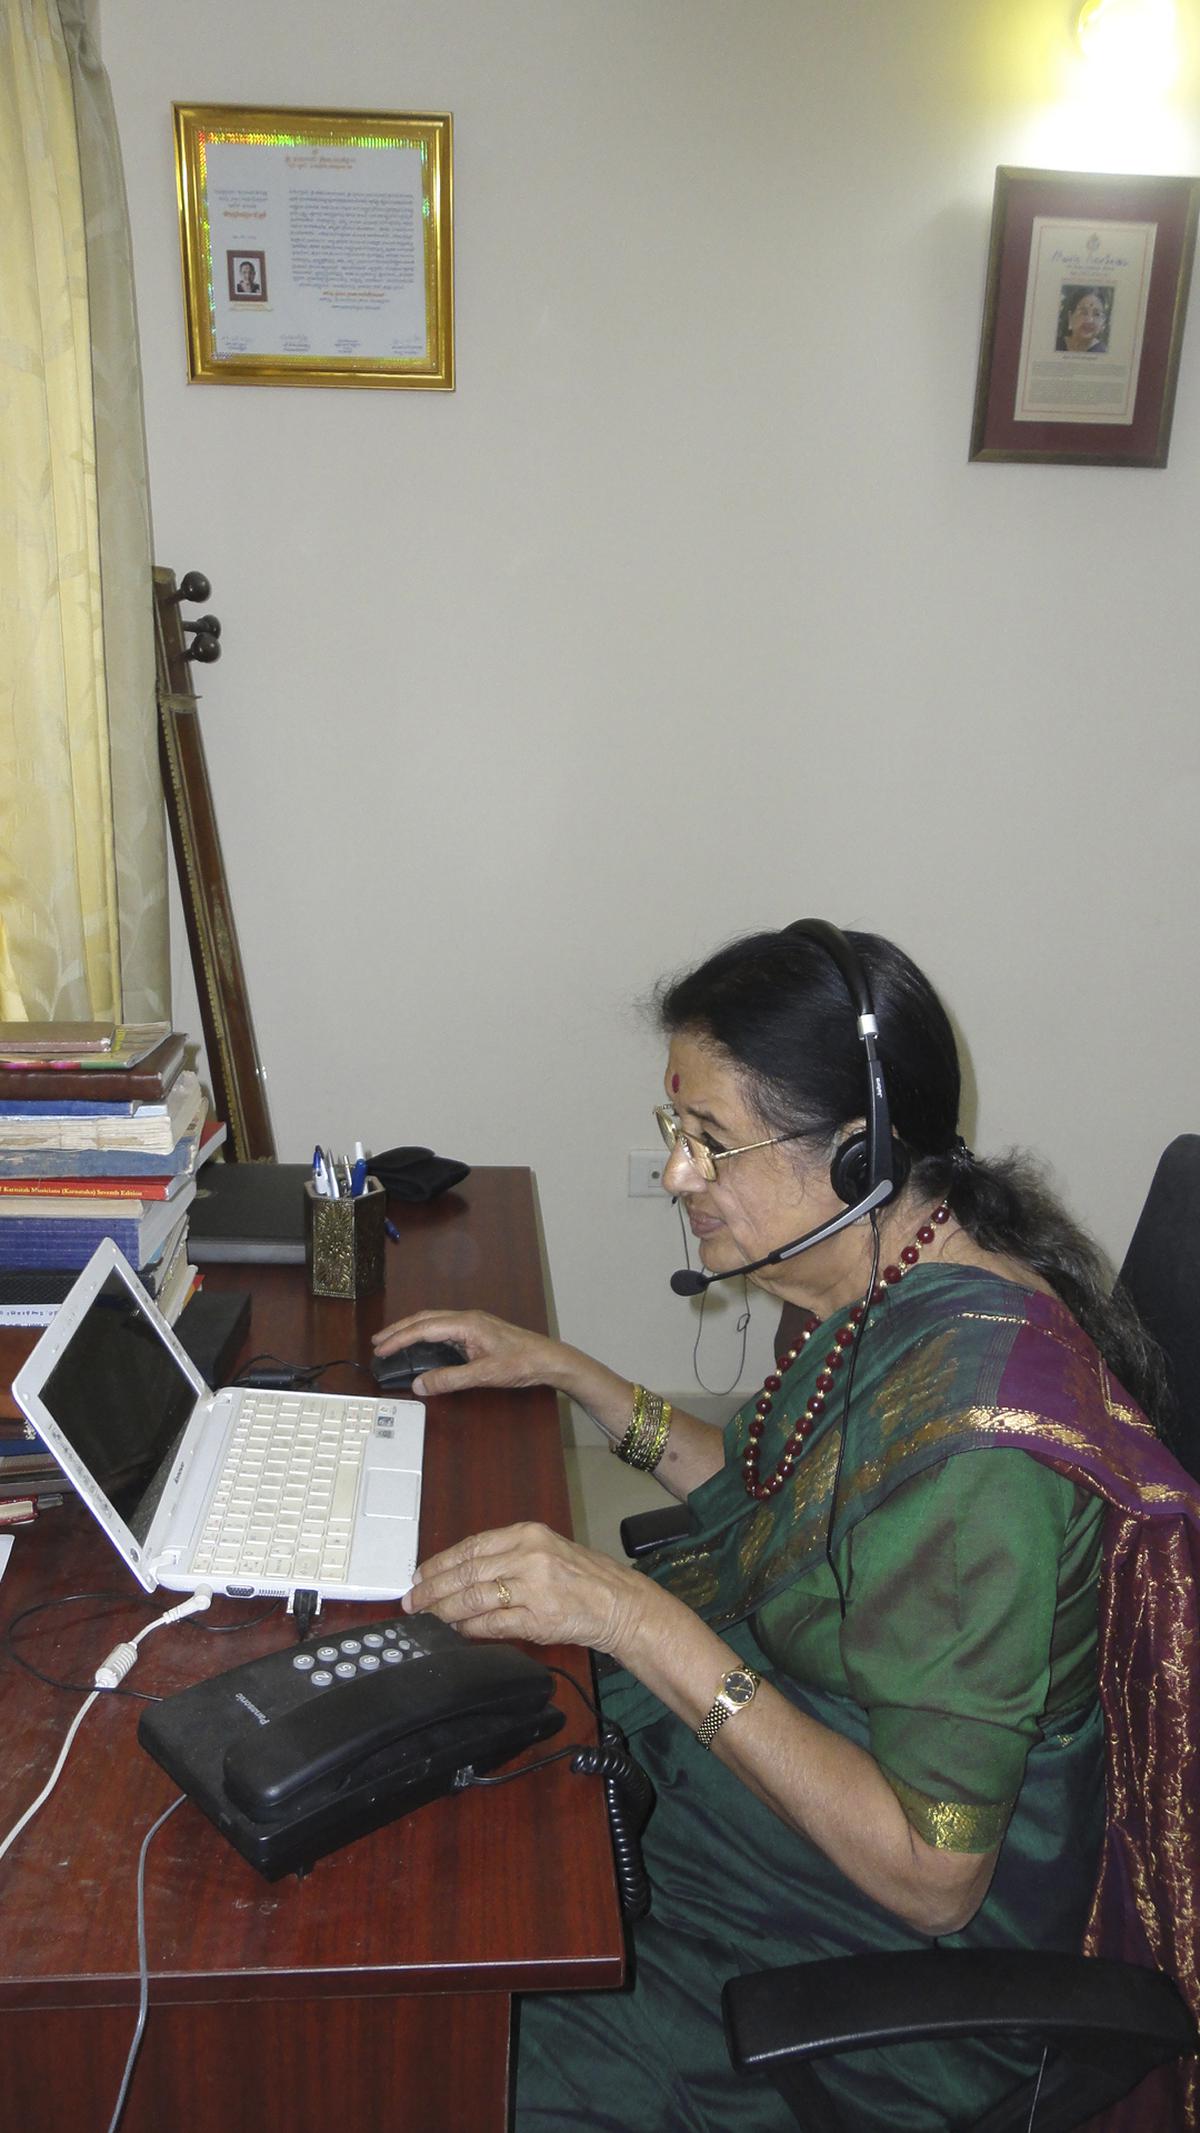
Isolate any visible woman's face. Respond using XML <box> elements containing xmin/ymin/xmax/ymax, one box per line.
<box><xmin>1068</xmin><ymin>293</ymin><xmax>1106</xmax><ymax>346</ymax></box>
<box><xmin>661</xmin><ymin>1031</ymin><xmax>841</xmax><ymax>1289</ymax></box>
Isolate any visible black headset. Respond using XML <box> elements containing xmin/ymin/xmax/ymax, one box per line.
<box><xmin>670</xmin><ymin>919</ymin><xmax>908</xmax><ymax>1295</ymax></box>
<box><xmin>788</xmin><ymin>919</ymin><xmax>909</xmax><ymax>1212</ymax></box>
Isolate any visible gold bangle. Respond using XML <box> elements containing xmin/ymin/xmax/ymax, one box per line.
<box><xmin>642</xmin><ymin>1400</ymin><xmax>672</xmax><ymax>1472</ymax></box>
<box><xmin>612</xmin><ymin>1384</ymin><xmax>649</xmax><ymax>1459</ymax></box>
<box><xmin>613</xmin><ymin>1389</ymin><xmax>672</xmax><ymax>1471</ymax></box>
<box><xmin>615</xmin><ymin>1395</ymin><xmax>653</xmax><ymax>1463</ymax></box>
<box><xmin>613</xmin><ymin>1386</ymin><xmax>669</xmax><ymax>1468</ymax></box>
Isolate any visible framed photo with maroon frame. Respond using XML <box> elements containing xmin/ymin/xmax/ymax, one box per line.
<box><xmin>970</xmin><ymin>167</ymin><xmax>1200</xmax><ymax>467</ymax></box>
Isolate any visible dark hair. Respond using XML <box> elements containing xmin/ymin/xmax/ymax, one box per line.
<box><xmin>656</xmin><ymin>925</ymin><xmax>1166</xmax><ymax>1424</ymax></box>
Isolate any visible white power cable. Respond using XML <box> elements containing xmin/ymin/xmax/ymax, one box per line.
<box><xmin>94</xmin><ymin>1590</ymin><xmax>212</xmax><ymax>1687</ymax></box>
<box><xmin>0</xmin><ymin>1589</ymin><xmax>212</xmax><ymax>1861</ymax></box>
<box><xmin>0</xmin><ymin>1689</ymin><xmax>102</xmax><ymax>1866</ymax></box>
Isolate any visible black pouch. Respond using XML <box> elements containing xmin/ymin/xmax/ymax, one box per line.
<box><xmin>370</xmin><ymin>1145</ymin><xmax>470</xmax><ymax>1202</ymax></box>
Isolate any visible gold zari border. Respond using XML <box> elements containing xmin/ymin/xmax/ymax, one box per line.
<box><xmin>883</xmin><ymin>1768</ymin><xmax>1013</xmax><ymax>1853</ymax></box>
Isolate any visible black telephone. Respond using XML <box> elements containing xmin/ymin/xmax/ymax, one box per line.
<box><xmin>138</xmin><ymin>1612</ymin><xmax>564</xmax><ymax>1879</ymax></box>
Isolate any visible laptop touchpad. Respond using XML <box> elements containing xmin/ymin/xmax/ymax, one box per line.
<box><xmin>363</xmin><ymin>1467</ymin><xmax>420</xmax><ymax>1520</ymax></box>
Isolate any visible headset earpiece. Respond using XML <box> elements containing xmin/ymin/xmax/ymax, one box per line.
<box><xmin>830</xmin><ymin>1131</ymin><xmax>908</xmax><ymax>1208</ymax></box>
<box><xmin>829</xmin><ymin>1133</ymin><xmax>869</xmax><ymax>1207</ymax></box>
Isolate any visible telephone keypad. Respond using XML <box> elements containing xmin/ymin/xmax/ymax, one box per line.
<box><xmin>298</xmin><ymin>1615</ymin><xmax>437</xmax><ymax>1689</ymax></box>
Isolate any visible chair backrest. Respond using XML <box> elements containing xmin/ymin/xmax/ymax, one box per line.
<box><xmin>1115</xmin><ymin>1135</ymin><xmax>1200</xmax><ymax>1483</ymax></box>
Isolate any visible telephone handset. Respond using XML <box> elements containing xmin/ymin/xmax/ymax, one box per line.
<box><xmin>138</xmin><ymin>1612</ymin><xmax>564</xmax><ymax>1878</ymax></box>
<box><xmin>223</xmin><ymin>1637</ymin><xmax>557</xmax><ymax>1817</ymax></box>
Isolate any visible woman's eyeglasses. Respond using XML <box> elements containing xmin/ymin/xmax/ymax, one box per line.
<box><xmin>654</xmin><ymin>1105</ymin><xmax>806</xmax><ymax>1183</ymax></box>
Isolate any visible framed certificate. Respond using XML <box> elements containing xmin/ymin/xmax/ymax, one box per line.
<box><xmin>970</xmin><ymin>167</ymin><xmax>1199</xmax><ymax>466</ymax></box>
<box><xmin>174</xmin><ymin>103</ymin><xmax>454</xmax><ymax>390</ymax></box>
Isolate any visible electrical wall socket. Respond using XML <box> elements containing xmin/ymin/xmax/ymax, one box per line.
<box><xmin>628</xmin><ymin>1151</ymin><xmax>667</xmax><ymax>1197</ymax></box>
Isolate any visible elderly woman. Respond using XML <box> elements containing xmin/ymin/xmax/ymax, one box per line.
<box><xmin>1056</xmin><ymin>286</ymin><xmax>1110</xmax><ymax>352</ymax></box>
<box><xmin>374</xmin><ymin>922</ymin><xmax>1187</xmax><ymax>2132</ymax></box>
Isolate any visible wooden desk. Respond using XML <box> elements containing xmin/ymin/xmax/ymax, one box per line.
<box><xmin>0</xmin><ymin>1169</ymin><xmax>625</xmax><ymax>2132</ymax></box>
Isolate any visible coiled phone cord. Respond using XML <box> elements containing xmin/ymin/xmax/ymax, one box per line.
<box><xmin>571</xmin><ymin>1721</ymin><xmax>655</xmax><ymax>1921</ymax></box>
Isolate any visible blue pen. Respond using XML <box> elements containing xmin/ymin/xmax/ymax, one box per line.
<box><xmin>350</xmin><ymin>1156</ymin><xmax>367</xmax><ymax>1197</ymax></box>
<box><xmin>384</xmin><ymin>1217</ymin><xmax>401</xmax><ymax>1243</ymax></box>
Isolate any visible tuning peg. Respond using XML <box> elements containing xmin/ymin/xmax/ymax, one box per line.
<box><xmin>185</xmin><ymin>633</ymin><xmax>222</xmax><ymax>664</ymax></box>
<box><xmin>184</xmin><ymin>614</ymin><xmax>222</xmax><ymax>641</ymax></box>
<box><xmin>169</xmin><ymin>571</ymin><xmax>212</xmax><ymax>604</ymax></box>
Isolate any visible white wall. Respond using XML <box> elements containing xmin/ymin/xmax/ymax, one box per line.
<box><xmin>100</xmin><ymin>0</ymin><xmax>1200</xmax><ymax>1406</ymax></box>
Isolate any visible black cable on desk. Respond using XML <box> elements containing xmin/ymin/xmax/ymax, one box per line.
<box><xmin>471</xmin><ymin>1663</ymin><xmax>656</xmax><ymax>1920</ymax></box>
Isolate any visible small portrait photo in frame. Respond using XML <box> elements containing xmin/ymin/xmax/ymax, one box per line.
<box><xmin>227</xmin><ymin>250</ymin><xmax>267</xmax><ymax>303</ymax></box>
<box><xmin>970</xmin><ymin>167</ymin><xmax>1200</xmax><ymax>466</ymax></box>
<box><xmin>1054</xmin><ymin>282</ymin><xmax>1112</xmax><ymax>354</ymax></box>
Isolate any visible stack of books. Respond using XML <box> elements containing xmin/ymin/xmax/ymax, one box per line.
<box><xmin>0</xmin><ymin>1414</ymin><xmax>70</xmax><ymax>1523</ymax></box>
<box><xmin>0</xmin><ymin>1021</ymin><xmax>225</xmax><ymax>1333</ymax></box>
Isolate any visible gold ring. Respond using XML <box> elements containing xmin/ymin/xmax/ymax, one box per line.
<box><xmin>496</xmin><ymin>1577</ymin><xmax>513</xmax><ymax>1609</ymax></box>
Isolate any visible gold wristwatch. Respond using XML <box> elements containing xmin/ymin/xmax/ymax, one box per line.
<box><xmin>695</xmin><ymin>1666</ymin><xmax>761</xmax><ymax>1749</ymax></box>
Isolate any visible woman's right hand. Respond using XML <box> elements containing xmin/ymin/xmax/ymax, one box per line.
<box><xmin>370</xmin><ymin>1308</ymin><xmax>571</xmax><ymax>1399</ymax></box>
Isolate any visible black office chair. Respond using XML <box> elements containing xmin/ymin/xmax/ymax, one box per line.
<box><xmin>721</xmin><ymin>1950</ymin><xmax>1196</xmax><ymax>2131</ymax></box>
<box><xmin>1115</xmin><ymin>1133</ymin><xmax>1200</xmax><ymax>1483</ymax></box>
<box><xmin>621</xmin><ymin>1138</ymin><xmax>1200</xmax><ymax>2130</ymax></box>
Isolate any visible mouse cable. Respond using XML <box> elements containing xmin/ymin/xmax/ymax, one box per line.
<box><xmin>230</xmin><ymin>1353</ymin><xmax>363</xmax><ymax>1389</ymax></box>
<box><xmin>106</xmin><ymin>1792</ymin><xmax>187</xmax><ymax>2133</ymax></box>
<box><xmin>0</xmin><ymin>1592</ymin><xmax>211</xmax><ymax>1868</ymax></box>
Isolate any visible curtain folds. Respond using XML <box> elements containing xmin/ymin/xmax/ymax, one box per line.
<box><xmin>0</xmin><ymin>0</ymin><xmax>167</xmax><ymax>1023</ymax></box>
<box><xmin>58</xmin><ymin>0</ymin><xmax>167</xmax><ymax>1022</ymax></box>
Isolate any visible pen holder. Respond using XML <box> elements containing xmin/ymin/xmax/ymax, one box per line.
<box><xmin>304</xmin><ymin>1176</ymin><xmax>386</xmax><ymax>1300</ymax></box>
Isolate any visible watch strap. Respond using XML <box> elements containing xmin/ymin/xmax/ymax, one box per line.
<box><xmin>695</xmin><ymin>1666</ymin><xmax>760</xmax><ymax>1749</ymax></box>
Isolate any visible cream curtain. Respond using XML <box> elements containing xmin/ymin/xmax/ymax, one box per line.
<box><xmin>58</xmin><ymin>0</ymin><xmax>167</xmax><ymax>1022</ymax></box>
<box><xmin>0</xmin><ymin>0</ymin><xmax>168</xmax><ymax>1023</ymax></box>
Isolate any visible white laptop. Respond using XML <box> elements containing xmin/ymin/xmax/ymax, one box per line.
<box><xmin>12</xmin><ymin>1238</ymin><xmax>424</xmax><ymax>1612</ymax></box>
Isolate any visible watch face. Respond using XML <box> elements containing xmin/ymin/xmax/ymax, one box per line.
<box><xmin>723</xmin><ymin>1670</ymin><xmax>756</xmax><ymax>1705</ymax></box>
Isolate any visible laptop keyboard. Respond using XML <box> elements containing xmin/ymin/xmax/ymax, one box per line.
<box><xmin>189</xmin><ymin>1390</ymin><xmax>379</xmax><ymax>1586</ymax></box>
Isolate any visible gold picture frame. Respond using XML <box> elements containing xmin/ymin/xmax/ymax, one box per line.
<box><xmin>174</xmin><ymin>102</ymin><xmax>454</xmax><ymax>390</ymax></box>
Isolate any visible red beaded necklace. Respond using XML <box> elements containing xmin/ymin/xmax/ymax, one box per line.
<box><xmin>742</xmin><ymin>1200</ymin><xmax>952</xmax><ymax>1501</ymax></box>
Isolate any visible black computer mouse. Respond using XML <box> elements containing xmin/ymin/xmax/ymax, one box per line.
<box><xmin>370</xmin><ymin>1340</ymin><xmax>467</xmax><ymax>1393</ymax></box>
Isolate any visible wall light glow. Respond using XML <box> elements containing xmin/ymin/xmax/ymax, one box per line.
<box><xmin>1010</xmin><ymin>0</ymin><xmax>1193</xmax><ymax>173</ymax></box>
<box><xmin>1076</xmin><ymin>0</ymin><xmax>1180</xmax><ymax>94</ymax></box>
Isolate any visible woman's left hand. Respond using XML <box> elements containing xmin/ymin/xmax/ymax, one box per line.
<box><xmin>402</xmin><ymin>1522</ymin><xmax>643</xmax><ymax>1655</ymax></box>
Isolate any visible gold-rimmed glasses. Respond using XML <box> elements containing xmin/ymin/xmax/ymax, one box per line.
<box><xmin>654</xmin><ymin>1105</ymin><xmax>807</xmax><ymax>1183</ymax></box>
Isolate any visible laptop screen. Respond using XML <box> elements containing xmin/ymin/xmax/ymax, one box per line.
<box><xmin>37</xmin><ymin>1271</ymin><xmax>198</xmax><ymax>1542</ymax></box>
